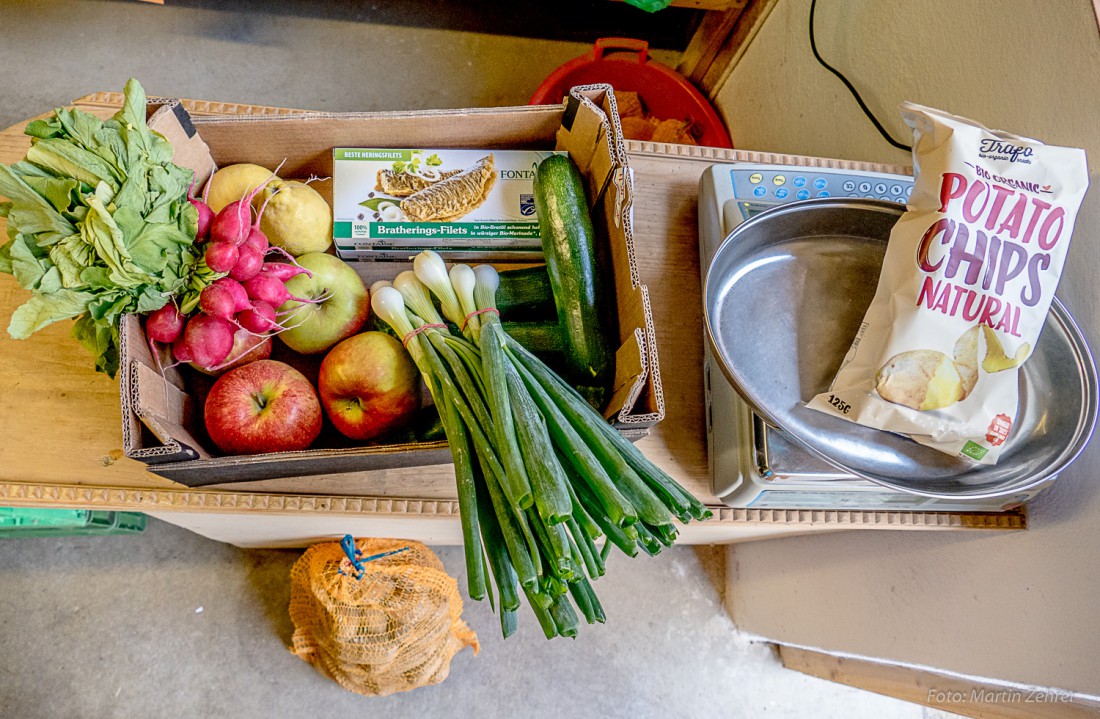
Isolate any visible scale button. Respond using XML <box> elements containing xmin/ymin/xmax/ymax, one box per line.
<box><xmin>793</xmin><ymin>176</ymin><xmax>807</xmax><ymax>188</ymax></box>
<box><xmin>752</xmin><ymin>185</ymin><xmax>767</xmax><ymax>197</ymax></box>
<box><xmin>905</xmin><ymin>186</ymin><xmax>913</xmax><ymax>198</ymax></box>
<box><xmin>775</xmin><ymin>187</ymin><xmax>790</xmax><ymax>199</ymax></box>
<box><xmin>773</xmin><ymin>174</ymin><xmax>787</xmax><ymax>186</ymax></box>
<box><xmin>858</xmin><ymin>181</ymin><xmax>872</xmax><ymax>193</ymax></box>
<box><xmin>874</xmin><ymin>182</ymin><xmax>888</xmax><ymax>194</ymax></box>
<box><xmin>890</xmin><ymin>184</ymin><xmax>904</xmax><ymax>196</ymax></box>
<box><xmin>893</xmin><ymin>197</ymin><xmax>906</xmax><ymax>204</ymax></box>
<box><xmin>813</xmin><ymin>178</ymin><xmax>828</xmax><ymax>190</ymax></box>
<box><xmin>749</xmin><ymin>172</ymin><xmax>763</xmax><ymax>184</ymax></box>
<box><xmin>796</xmin><ymin>189</ymin><xmax>810</xmax><ymax>200</ymax></box>
<box><xmin>842</xmin><ymin>180</ymin><xmax>856</xmax><ymax>192</ymax></box>
<box><xmin>817</xmin><ymin>191</ymin><xmax>831</xmax><ymax>198</ymax></box>
<box><xmin>847</xmin><ymin>193</ymin><xmax>859</xmax><ymax>197</ymax></box>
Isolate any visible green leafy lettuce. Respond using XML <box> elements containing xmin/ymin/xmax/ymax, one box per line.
<box><xmin>0</xmin><ymin>79</ymin><xmax>199</xmax><ymax>377</ymax></box>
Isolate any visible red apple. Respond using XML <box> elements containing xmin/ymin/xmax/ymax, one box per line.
<box><xmin>318</xmin><ymin>332</ymin><xmax>420</xmax><ymax>441</ymax></box>
<box><xmin>204</xmin><ymin>359</ymin><xmax>322</xmax><ymax>455</ymax></box>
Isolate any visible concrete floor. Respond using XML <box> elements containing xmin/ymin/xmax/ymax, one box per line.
<box><xmin>0</xmin><ymin>519</ymin><xmax>944</xmax><ymax>718</ymax></box>
<box><xmin>0</xmin><ymin>1</ymin><xmax>955</xmax><ymax>716</ymax></box>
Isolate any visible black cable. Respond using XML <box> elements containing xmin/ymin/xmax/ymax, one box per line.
<box><xmin>808</xmin><ymin>0</ymin><xmax>912</xmax><ymax>152</ymax></box>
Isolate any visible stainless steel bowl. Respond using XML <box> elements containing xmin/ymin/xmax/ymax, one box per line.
<box><xmin>703</xmin><ymin>198</ymin><xmax>1098</xmax><ymax>500</ymax></box>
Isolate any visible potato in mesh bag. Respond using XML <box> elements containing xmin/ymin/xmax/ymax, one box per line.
<box><xmin>289</xmin><ymin>537</ymin><xmax>478</xmax><ymax>697</ymax></box>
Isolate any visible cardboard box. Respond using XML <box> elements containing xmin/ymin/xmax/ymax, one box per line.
<box><xmin>119</xmin><ymin>86</ymin><xmax>666</xmax><ymax>487</ymax></box>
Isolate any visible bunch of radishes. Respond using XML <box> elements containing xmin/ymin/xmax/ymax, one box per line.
<box><xmin>144</xmin><ymin>171</ymin><xmax>319</xmax><ymax>373</ymax></box>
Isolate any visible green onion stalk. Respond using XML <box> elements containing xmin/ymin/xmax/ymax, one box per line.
<box><xmin>373</xmin><ymin>251</ymin><xmax>712</xmax><ymax>639</ymax></box>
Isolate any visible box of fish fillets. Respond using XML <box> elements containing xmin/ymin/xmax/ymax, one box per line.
<box><xmin>332</xmin><ymin>148</ymin><xmax>567</xmax><ymax>260</ymax></box>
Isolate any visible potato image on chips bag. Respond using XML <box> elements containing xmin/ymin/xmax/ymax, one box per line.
<box><xmin>876</xmin><ymin>350</ymin><xmax>966</xmax><ymax>411</ymax></box>
<box><xmin>981</xmin><ymin>326</ymin><xmax>1030</xmax><ymax>373</ymax></box>
<box><xmin>875</xmin><ymin>325</ymin><xmax>1004</xmax><ymax>412</ymax></box>
<box><xmin>953</xmin><ymin>326</ymin><xmax>980</xmax><ymax>396</ymax></box>
<box><xmin>877</xmin><ymin>326</ymin><xmax>1036</xmax><ymax>413</ymax></box>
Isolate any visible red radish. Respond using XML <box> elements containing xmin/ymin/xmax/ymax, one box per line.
<box><xmin>205</xmin><ymin>241</ymin><xmax>239</xmax><ymax>273</ymax></box>
<box><xmin>146</xmin><ymin>303</ymin><xmax>185</xmax><ymax>344</ymax></box>
<box><xmin>243</xmin><ymin>227</ymin><xmax>269</xmax><ymax>253</ymax></box>
<box><xmin>212</xmin><ymin>276</ymin><xmax>252</xmax><ymax>313</ymax></box>
<box><xmin>208</xmin><ymin>161</ymin><xmax>284</xmax><ymax>246</ymax></box>
<box><xmin>172</xmin><ymin>334</ymin><xmax>193</xmax><ymax>363</ymax></box>
<box><xmin>199</xmin><ymin>283</ymin><xmax>241</xmax><ymax>322</ymax></box>
<box><xmin>229</xmin><ymin>243</ymin><xmax>264</xmax><ymax>282</ymax></box>
<box><xmin>238</xmin><ymin>301</ymin><xmax>278</xmax><ymax>333</ymax></box>
<box><xmin>188</xmin><ymin>172</ymin><xmax>216</xmax><ymax>241</ymax></box>
<box><xmin>189</xmin><ymin>331</ymin><xmax>272</xmax><ymax>376</ymax></box>
<box><xmin>184</xmin><ymin>314</ymin><xmax>236</xmax><ymax>370</ymax></box>
<box><xmin>243</xmin><ymin>273</ymin><xmax>319</xmax><ymax>307</ymax></box>
<box><xmin>264</xmin><ymin>245</ymin><xmax>304</xmax><ymax>265</ymax></box>
<box><xmin>248</xmin><ymin>181</ymin><xmax>280</xmax><ymax>243</ymax></box>
<box><xmin>192</xmin><ymin>199</ymin><xmax>214</xmax><ymax>240</ymax></box>
<box><xmin>260</xmin><ymin>261</ymin><xmax>312</xmax><ymax>282</ymax></box>
<box><xmin>209</xmin><ymin>195</ymin><xmax>259</xmax><ymax>246</ymax></box>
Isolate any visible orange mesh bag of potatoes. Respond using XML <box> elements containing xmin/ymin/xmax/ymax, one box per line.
<box><xmin>289</xmin><ymin>536</ymin><xmax>478</xmax><ymax>697</ymax></box>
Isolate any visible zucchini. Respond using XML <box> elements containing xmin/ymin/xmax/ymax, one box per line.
<box><xmin>497</xmin><ymin>266</ymin><xmax>555</xmax><ymax>321</ymax></box>
<box><xmin>500</xmin><ymin>320</ymin><xmax>566</xmax><ymax>354</ymax></box>
<box><xmin>533</xmin><ymin>155</ymin><xmax>614</xmax><ymax>385</ymax></box>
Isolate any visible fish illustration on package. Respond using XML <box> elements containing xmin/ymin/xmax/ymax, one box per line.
<box><xmin>401</xmin><ymin>154</ymin><xmax>497</xmax><ymax>222</ymax></box>
<box><xmin>375</xmin><ymin>167</ymin><xmax>462</xmax><ymax>197</ymax></box>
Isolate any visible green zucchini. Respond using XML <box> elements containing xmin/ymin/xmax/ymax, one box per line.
<box><xmin>533</xmin><ymin>154</ymin><xmax>614</xmax><ymax>385</ymax></box>
<box><xmin>500</xmin><ymin>320</ymin><xmax>566</xmax><ymax>354</ymax></box>
<box><xmin>497</xmin><ymin>266</ymin><xmax>555</xmax><ymax>320</ymax></box>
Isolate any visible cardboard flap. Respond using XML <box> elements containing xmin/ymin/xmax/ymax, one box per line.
<box><xmin>554</xmin><ymin>85</ymin><xmax>661</xmax><ymax>424</ymax></box>
<box><xmin>605</xmin><ymin>328</ymin><xmax>647</xmax><ymax>420</ymax></box>
<box><xmin>147</xmin><ymin>101</ymin><xmax>215</xmax><ymax>190</ymax></box>
<box><xmin>556</xmin><ymin>85</ymin><xmax>618</xmax><ymax>208</ymax></box>
<box><xmin>616</xmin><ymin>284</ymin><xmax>665</xmax><ymax>425</ymax></box>
<box><xmin>118</xmin><ymin>313</ymin><xmax>201</xmax><ymax>464</ymax></box>
<box><xmin>119</xmin><ymin>313</ymin><xmax>185</xmax><ymax>391</ymax></box>
<box><xmin>132</xmin><ymin>361</ymin><xmax>209</xmax><ymax>457</ymax></box>
<box><xmin>123</xmin><ymin>361</ymin><xmax>201</xmax><ymax>464</ymax></box>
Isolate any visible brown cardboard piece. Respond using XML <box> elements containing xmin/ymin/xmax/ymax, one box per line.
<box><xmin>118</xmin><ymin>85</ymin><xmax>665</xmax><ymax>487</ymax></box>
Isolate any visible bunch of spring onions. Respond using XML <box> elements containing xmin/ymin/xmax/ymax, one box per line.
<box><xmin>371</xmin><ymin>251</ymin><xmax>711</xmax><ymax>639</ymax></box>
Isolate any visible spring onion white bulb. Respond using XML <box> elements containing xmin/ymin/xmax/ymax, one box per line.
<box><xmin>394</xmin><ymin>270</ymin><xmax>444</xmax><ymax>325</ymax></box>
<box><xmin>370</xmin><ymin>279</ymin><xmax>393</xmax><ymax>296</ymax></box>
<box><xmin>413</xmin><ymin>251</ymin><xmax>463</xmax><ymax>325</ymax></box>
<box><xmin>449</xmin><ymin>264</ymin><xmax>479</xmax><ymax>334</ymax></box>
<box><xmin>371</xmin><ymin>286</ymin><xmax>414</xmax><ymax>339</ymax></box>
<box><xmin>473</xmin><ymin>263</ymin><xmax>500</xmax><ymax>313</ymax></box>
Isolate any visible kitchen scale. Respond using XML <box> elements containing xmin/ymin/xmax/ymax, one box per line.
<box><xmin>698</xmin><ymin>162</ymin><xmax>1046</xmax><ymax>512</ymax></box>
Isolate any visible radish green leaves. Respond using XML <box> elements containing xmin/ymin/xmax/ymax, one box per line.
<box><xmin>0</xmin><ymin>79</ymin><xmax>199</xmax><ymax>377</ymax></box>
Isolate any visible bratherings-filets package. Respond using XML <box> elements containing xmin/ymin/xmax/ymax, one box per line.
<box><xmin>807</xmin><ymin>103</ymin><xmax>1089</xmax><ymax>464</ymax></box>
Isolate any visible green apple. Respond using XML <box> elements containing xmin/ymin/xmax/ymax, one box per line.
<box><xmin>319</xmin><ymin>332</ymin><xmax>420</xmax><ymax>441</ymax></box>
<box><xmin>277</xmin><ymin>253</ymin><xmax>370</xmax><ymax>355</ymax></box>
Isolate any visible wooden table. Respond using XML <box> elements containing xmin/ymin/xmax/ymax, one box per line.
<box><xmin>0</xmin><ymin>95</ymin><xmax>1023</xmax><ymax>546</ymax></box>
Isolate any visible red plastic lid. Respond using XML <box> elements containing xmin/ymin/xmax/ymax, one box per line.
<box><xmin>530</xmin><ymin>37</ymin><xmax>733</xmax><ymax>148</ymax></box>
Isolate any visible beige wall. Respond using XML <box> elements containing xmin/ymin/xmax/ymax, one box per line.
<box><xmin>714</xmin><ymin>0</ymin><xmax>1100</xmax><ymax>694</ymax></box>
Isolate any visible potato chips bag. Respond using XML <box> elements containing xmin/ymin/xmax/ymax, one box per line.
<box><xmin>807</xmin><ymin>104</ymin><xmax>1089</xmax><ymax>464</ymax></box>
